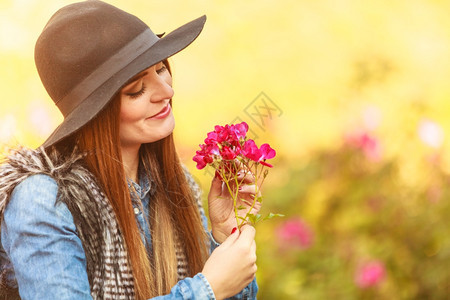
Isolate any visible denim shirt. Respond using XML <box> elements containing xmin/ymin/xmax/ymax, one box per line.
<box><xmin>0</xmin><ymin>173</ymin><xmax>257</xmax><ymax>299</ymax></box>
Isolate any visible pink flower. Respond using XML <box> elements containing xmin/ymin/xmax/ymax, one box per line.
<box><xmin>193</xmin><ymin>122</ymin><xmax>276</xmax><ymax>169</ymax></box>
<box><xmin>193</xmin><ymin>154</ymin><xmax>208</xmax><ymax>169</ymax></box>
<box><xmin>230</xmin><ymin>122</ymin><xmax>249</xmax><ymax>140</ymax></box>
<box><xmin>204</xmin><ymin>131</ymin><xmax>218</xmax><ymax>145</ymax></box>
<box><xmin>259</xmin><ymin>143</ymin><xmax>276</xmax><ymax>167</ymax></box>
<box><xmin>345</xmin><ymin>131</ymin><xmax>382</xmax><ymax>161</ymax></box>
<box><xmin>242</xmin><ymin>140</ymin><xmax>261</xmax><ymax>161</ymax></box>
<box><xmin>208</xmin><ymin>122</ymin><xmax>249</xmax><ymax>145</ymax></box>
<box><xmin>193</xmin><ymin>151</ymin><xmax>214</xmax><ymax>169</ymax></box>
<box><xmin>217</xmin><ymin>126</ymin><xmax>230</xmax><ymax>143</ymax></box>
<box><xmin>260</xmin><ymin>143</ymin><xmax>276</xmax><ymax>159</ymax></box>
<box><xmin>242</xmin><ymin>140</ymin><xmax>276</xmax><ymax>167</ymax></box>
<box><xmin>355</xmin><ymin>261</ymin><xmax>386</xmax><ymax>288</ymax></box>
<box><xmin>276</xmin><ymin>218</ymin><xmax>314</xmax><ymax>250</ymax></box>
<box><xmin>220</xmin><ymin>146</ymin><xmax>237</xmax><ymax>160</ymax></box>
<box><xmin>193</xmin><ymin>143</ymin><xmax>219</xmax><ymax>169</ymax></box>
<box><xmin>193</xmin><ymin>122</ymin><xmax>278</xmax><ymax>229</ymax></box>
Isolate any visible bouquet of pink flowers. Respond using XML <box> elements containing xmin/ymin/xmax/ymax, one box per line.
<box><xmin>193</xmin><ymin>122</ymin><xmax>282</xmax><ymax>229</ymax></box>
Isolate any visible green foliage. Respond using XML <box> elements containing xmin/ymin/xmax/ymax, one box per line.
<box><xmin>263</xmin><ymin>213</ymin><xmax>285</xmax><ymax>221</ymax></box>
<box><xmin>256</xmin><ymin>136</ymin><xmax>450</xmax><ymax>299</ymax></box>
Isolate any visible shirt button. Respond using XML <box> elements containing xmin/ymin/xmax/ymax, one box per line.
<box><xmin>134</xmin><ymin>207</ymin><xmax>140</xmax><ymax>215</ymax></box>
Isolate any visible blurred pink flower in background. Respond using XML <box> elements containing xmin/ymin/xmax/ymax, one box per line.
<box><xmin>354</xmin><ymin>260</ymin><xmax>386</xmax><ymax>288</ymax></box>
<box><xmin>362</xmin><ymin>105</ymin><xmax>382</xmax><ymax>131</ymax></box>
<box><xmin>345</xmin><ymin>131</ymin><xmax>382</xmax><ymax>161</ymax></box>
<box><xmin>276</xmin><ymin>218</ymin><xmax>314</xmax><ymax>250</ymax></box>
<box><xmin>418</xmin><ymin>119</ymin><xmax>444</xmax><ymax>149</ymax></box>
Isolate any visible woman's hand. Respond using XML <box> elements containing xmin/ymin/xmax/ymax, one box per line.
<box><xmin>202</xmin><ymin>225</ymin><xmax>257</xmax><ymax>300</ymax></box>
<box><xmin>208</xmin><ymin>171</ymin><xmax>262</xmax><ymax>244</ymax></box>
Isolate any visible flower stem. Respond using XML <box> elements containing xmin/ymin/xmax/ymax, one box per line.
<box><xmin>244</xmin><ymin>162</ymin><xmax>260</xmax><ymax>224</ymax></box>
<box><xmin>220</xmin><ymin>168</ymin><xmax>240</xmax><ymax>228</ymax></box>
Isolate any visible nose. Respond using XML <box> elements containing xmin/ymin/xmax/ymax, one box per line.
<box><xmin>149</xmin><ymin>73</ymin><xmax>174</xmax><ymax>103</ymax></box>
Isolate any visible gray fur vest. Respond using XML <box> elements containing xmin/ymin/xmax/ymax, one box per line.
<box><xmin>0</xmin><ymin>147</ymin><xmax>200</xmax><ymax>299</ymax></box>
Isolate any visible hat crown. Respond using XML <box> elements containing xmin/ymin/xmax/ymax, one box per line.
<box><xmin>35</xmin><ymin>0</ymin><xmax>153</xmax><ymax>104</ymax></box>
<box><xmin>36</xmin><ymin>0</ymin><xmax>206</xmax><ymax>148</ymax></box>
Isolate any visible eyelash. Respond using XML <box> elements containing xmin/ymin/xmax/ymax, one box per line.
<box><xmin>128</xmin><ymin>84</ymin><xmax>146</xmax><ymax>99</ymax></box>
<box><xmin>157</xmin><ymin>65</ymin><xmax>167</xmax><ymax>74</ymax></box>
<box><xmin>127</xmin><ymin>65</ymin><xmax>167</xmax><ymax>99</ymax></box>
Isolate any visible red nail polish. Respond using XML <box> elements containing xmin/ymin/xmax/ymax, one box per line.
<box><xmin>231</xmin><ymin>227</ymin><xmax>237</xmax><ymax>234</ymax></box>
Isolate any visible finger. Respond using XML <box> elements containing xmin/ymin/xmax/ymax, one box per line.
<box><xmin>238</xmin><ymin>184</ymin><xmax>260</xmax><ymax>195</ymax></box>
<box><xmin>252</xmin><ymin>201</ymin><xmax>262</xmax><ymax>213</ymax></box>
<box><xmin>208</xmin><ymin>176</ymin><xmax>223</xmax><ymax>201</ymax></box>
<box><xmin>250</xmin><ymin>240</ymin><xmax>256</xmax><ymax>255</ymax></box>
<box><xmin>220</xmin><ymin>226</ymin><xmax>240</xmax><ymax>246</ymax></box>
<box><xmin>237</xmin><ymin>225</ymin><xmax>256</xmax><ymax>246</ymax></box>
<box><xmin>237</xmin><ymin>170</ymin><xmax>255</xmax><ymax>184</ymax></box>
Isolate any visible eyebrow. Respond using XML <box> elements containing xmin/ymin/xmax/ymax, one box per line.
<box><xmin>123</xmin><ymin>71</ymin><xmax>148</xmax><ymax>87</ymax></box>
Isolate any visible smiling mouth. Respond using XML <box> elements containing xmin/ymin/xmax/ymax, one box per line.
<box><xmin>148</xmin><ymin>103</ymin><xmax>171</xmax><ymax>119</ymax></box>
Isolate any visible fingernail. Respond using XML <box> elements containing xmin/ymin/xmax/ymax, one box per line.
<box><xmin>231</xmin><ymin>227</ymin><xmax>237</xmax><ymax>234</ymax></box>
<box><xmin>238</xmin><ymin>186</ymin><xmax>243</xmax><ymax>191</ymax></box>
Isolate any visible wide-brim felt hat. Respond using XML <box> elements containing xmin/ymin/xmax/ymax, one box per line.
<box><xmin>36</xmin><ymin>0</ymin><xmax>206</xmax><ymax>148</ymax></box>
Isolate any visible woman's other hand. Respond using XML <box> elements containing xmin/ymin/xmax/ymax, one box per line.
<box><xmin>201</xmin><ymin>225</ymin><xmax>257</xmax><ymax>300</ymax></box>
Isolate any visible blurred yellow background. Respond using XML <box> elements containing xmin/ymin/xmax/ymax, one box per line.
<box><xmin>3</xmin><ymin>0</ymin><xmax>450</xmax><ymax>159</ymax></box>
<box><xmin>2</xmin><ymin>0</ymin><xmax>450</xmax><ymax>298</ymax></box>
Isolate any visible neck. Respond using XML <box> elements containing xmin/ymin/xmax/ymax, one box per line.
<box><xmin>121</xmin><ymin>144</ymin><xmax>141</xmax><ymax>183</ymax></box>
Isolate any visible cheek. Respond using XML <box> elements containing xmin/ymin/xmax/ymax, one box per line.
<box><xmin>165</xmin><ymin>73</ymin><xmax>173</xmax><ymax>87</ymax></box>
<box><xmin>119</xmin><ymin>104</ymin><xmax>144</xmax><ymax>140</ymax></box>
<box><xmin>119</xmin><ymin>108</ymin><xmax>132</xmax><ymax>125</ymax></box>
<box><xmin>120</xmin><ymin>102</ymin><xmax>143</xmax><ymax>125</ymax></box>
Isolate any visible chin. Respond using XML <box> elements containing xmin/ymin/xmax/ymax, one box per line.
<box><xmin>152</xmin><ymin>125</ymin><xmax>175</xmax><ymax>142</ymax></box>
<box><xmin>158</xmin><ymin>131</ymin><xmax>173</xmax><ymax>141</ymax></box>
<box><xmin>162</xmin><ymin>119</ymin><xmax>175</xmax><ymax>138</ymax></box>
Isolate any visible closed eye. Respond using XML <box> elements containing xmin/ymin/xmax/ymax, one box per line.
<box><xmin>126</xmin><ymin>83</ymin><xmax>146</xmax><ymax>99</ymax></box>
<box><xmin>156</xmin><ymin>65</ymin><xmax>167</xmax><ymax>75</ymax></box>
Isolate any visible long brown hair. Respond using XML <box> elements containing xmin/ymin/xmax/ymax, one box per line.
<box><xmin>61</xmin><ymin>60</ymin><xmax>208</xmax><ymax>299</ymax></box>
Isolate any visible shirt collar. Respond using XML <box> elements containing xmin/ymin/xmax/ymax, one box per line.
<box><xmin>127</xmin><ymin>167</ymin><xmax>153</xmax><ymax>200</ymax></box>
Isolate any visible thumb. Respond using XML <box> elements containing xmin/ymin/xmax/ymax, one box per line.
<box><xmin>208</xmin><ymin>175</ymin><xmax>223</xmax><ymax>201</ymax></box>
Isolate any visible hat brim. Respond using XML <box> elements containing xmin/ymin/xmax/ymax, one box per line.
<box><xmin>42</xmin><ymin>15</ymin><xmax>206</xmax><ymax>148</ymax></box>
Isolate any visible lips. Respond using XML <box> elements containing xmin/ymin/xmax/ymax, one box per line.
<box><xmin>148</xmin><ymin>103</ymin><xmax>171</xmax><ymax>120</ymax></box>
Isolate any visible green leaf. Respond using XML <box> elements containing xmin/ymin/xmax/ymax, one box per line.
<box><xmin>263</xmin><ymin>213</ymin><xmax>285</xmax><ymax>220</ymax></box>
<box><xmin>247</xmin><ymin>213</ymin><xmax>255</xmax><ymax>223</ymax></box>
<box><xmin>255</xmin><ymin>196</ymin><xmax>263</xmax><ymax>203</ymax></box>
<box><xmin>247</xmin><ymin>213</ymin><xmax>262</xmax><ymax>224</ymax></box>
<box><xmin>255</xmin><ymin>214</ymin><xmax>262</xmax><ymax>222</ymax></box>
<box><xmin>237</xmin><ymin>205</ymin><xmax>246</xmax><ymax>210</ymax></box>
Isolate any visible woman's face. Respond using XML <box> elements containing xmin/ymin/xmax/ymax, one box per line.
<box><xmin>119</xmin><ymin>61</ymin><xmax>174</xmax><ymax>149</ymax></box>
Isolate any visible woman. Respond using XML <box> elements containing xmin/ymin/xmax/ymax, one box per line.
<box><xmin>0</xmin><ymin>1</ymin><xmax>259</xmax><ymax>299</ymax></box>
